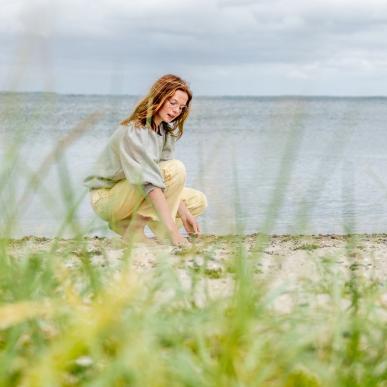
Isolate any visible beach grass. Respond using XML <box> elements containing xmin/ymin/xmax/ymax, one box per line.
<box><xmin>0</xmin><ymin>233</ymin><xmax>386</xmax><ymax>386</ymax></box>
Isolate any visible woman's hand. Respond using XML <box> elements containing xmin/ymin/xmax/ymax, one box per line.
<box><xmin>181</xmin><ymin>212</ymin><xmax>200</xmax><ymax>236</ymax></box>
<box><xmin>178</xmin><ymin>200</ymin><xmax>200</xmax><ymax>236</ymax></box>
<box><xmin>170</xmin><ymin>231</ymin><xmax>191</xmax><ymax>247</ymax></box>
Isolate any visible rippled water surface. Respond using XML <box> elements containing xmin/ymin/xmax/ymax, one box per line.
<box><xmin>1</xmin><ymin>93</ymin><xmax>387</xmax><ymax>236</ymax></box>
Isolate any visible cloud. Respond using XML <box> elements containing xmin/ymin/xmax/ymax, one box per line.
<box><xmin>1</xmin><ymin>0</ymin><xmax>387</xmax><ymax>94</ymax></box>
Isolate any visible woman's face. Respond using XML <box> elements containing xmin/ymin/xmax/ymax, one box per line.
<box><xmin>155</xmin><ymin>90</ymin><xmax>189</xmax><ymax>125</ymax></box>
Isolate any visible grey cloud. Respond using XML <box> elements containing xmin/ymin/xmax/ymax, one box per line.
<box><xmin>1</xmin><ymin>0</ymin><xmax>387</xmax><ymax>95</ymax></box>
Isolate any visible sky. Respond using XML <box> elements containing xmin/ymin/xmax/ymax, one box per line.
<box><xmin>1</xmin><ymin>0</ymin><xmax>387</xmax><ymax>95</ymax></box>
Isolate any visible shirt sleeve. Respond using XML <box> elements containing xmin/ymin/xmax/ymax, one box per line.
<box><xmin>119</xmin><ymin>126</ymin><xmax>165</xmax><ymax>195</ymax></box>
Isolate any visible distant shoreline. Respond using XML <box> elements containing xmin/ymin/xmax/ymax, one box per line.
<box><xmin>1</xmin><ymin>91</ymin><xmax>387</xmax><ymax>98</ymax></box>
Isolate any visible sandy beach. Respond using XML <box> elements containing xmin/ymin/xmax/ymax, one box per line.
<box><xmin>7</xmin><ymin>233</ymin><xmax>387</xmax><ymax>313</ymax></box>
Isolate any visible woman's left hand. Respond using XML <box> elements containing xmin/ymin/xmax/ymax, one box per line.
<box><xmin>181</xmin><ymin>212</ymin><xmax>201</xmax><ymax>236</ymax></box>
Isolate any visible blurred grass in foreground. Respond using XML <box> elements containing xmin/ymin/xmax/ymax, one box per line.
<box><xmin>1</xmin><ymin>234</ymin><xmax>386</xmax><ymax>386</ymax></box>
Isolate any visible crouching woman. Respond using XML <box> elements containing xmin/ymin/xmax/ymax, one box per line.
<box><xmin>84</xmin><ymin>74</ymin><xmax>207</xmax><ymax>247</ymax></box>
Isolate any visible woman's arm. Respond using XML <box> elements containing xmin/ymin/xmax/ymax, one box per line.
<box><xmin>148</xmin><ymin>188</ymin><xmax>190</xmax><ymax>246</ymax></box>
<box><xmin>177</xmin><ymin>200</ymin><xmax>190</xmax><ymax>219</ymax></box>
<box><xmin>178</xmin><ymin>200</ymin><xmax>200</xmax><ymax>235</ymax></box>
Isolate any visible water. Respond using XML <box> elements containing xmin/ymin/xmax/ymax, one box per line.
<box><xmin>1</xmin><ymin>92</ymin><xmax>387</xmax><ymax>237</ymax></box>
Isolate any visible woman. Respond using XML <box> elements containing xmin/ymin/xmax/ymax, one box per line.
<box><xmin>84</xmin><ymin>74</ymin><xmax>207</xmax><ymax>247</ymax></box>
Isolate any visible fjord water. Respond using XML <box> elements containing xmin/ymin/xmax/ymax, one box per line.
<box><xmin>1</xmin><ymin>93</ymin><xmax>387</xmax><ymax>237</ymax></box>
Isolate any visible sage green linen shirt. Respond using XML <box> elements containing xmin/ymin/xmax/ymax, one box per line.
<box><xmin>83</xmin><ymin>122</ymin><xmax>177</xmax><ymax>195</ymax></box>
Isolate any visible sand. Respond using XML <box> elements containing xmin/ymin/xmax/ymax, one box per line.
<box><xmin>6</xmin><ymin>234</ymin><xmax>387</xmax><ymax>314</ymax></box>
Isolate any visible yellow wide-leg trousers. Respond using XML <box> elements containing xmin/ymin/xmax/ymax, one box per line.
<box><xmin>89</xmin><ymin>159</ymin><xmax>207</xmax><ymax>235</ymax></box>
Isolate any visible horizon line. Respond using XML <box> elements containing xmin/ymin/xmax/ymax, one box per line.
<box><xmin>1</xmin><ymin>90</ymin><xmax>387</xmax><ymax>98</ymax></box>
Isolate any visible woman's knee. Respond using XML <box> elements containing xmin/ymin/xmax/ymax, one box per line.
<box><xmin>184</xmin><ymin>190</ymin><xmax>208</xmax><ymax>216</ymax></box>
<box><xmin>161</xmin><ymin>159</ymin><xmax>186</xmax><ymax>186</ymax></box>
<box><xmin>197</xmin><ymin>191</ymin><xmax>208</xmax><ymax>213</ymax></box>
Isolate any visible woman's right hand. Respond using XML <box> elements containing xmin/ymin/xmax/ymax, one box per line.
<box><xmin>170</xmin><ymin>231</ymin><xmax>191</xmax><ymax>247</ymax></box>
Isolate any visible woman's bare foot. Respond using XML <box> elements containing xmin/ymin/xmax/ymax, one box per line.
<box><xmin>126</xmin><ymin>231</ymin><xmax>159</xmax><ymax>246</ymax></box>
<box><xmin>148</xmin><ymin>221</ymin><xmax>191</xmax><ymax>247</ymax></box>
<box><xmin>109</xmin><ymin>215</ymin><xmax>159</xmax><ymax>247</ymax></box>
<box><xmin>147</xmin><ymin>221</ymin><xmax>168</xmax><ymax>244</ymax></box>
<box><xmin>121</xmin><ymin>236</ymin><xmax>159</xmax><ymax>248</ymax></box>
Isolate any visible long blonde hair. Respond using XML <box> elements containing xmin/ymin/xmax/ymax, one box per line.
<box><xmin>120</xmin><ymin>74</ymin><xmax>193</xmax><ymax>139</ymax></box>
